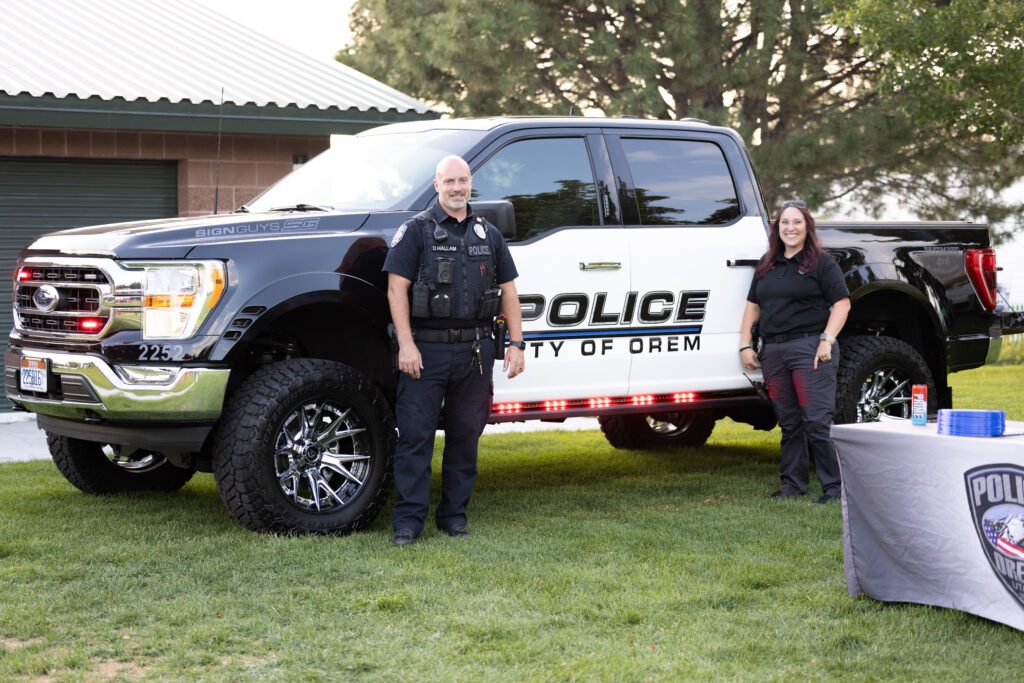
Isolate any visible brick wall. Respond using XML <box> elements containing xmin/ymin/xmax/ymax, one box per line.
<box><xmin>0</xmin><ymin>126</ymin><xmax>329</xmax><ymax>216</ymax></box>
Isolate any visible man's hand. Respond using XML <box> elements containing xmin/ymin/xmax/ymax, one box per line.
<box><xmin>813</xmin><ymin>340</ymin><xmax>832</xmax><ymax>371</ymax></box>
<box><xmin>503</xmin><ymin>345</ymin><xmax>525</xmax><ymax>379</ymax></box>
<box><xmin>398</xmin><ymin>340</ymin><xmax>424</xmax><ymax>379</ymax></box>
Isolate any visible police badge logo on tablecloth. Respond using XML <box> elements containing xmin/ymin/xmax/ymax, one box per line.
<box><xmin>965</xmin><ymin>464</ymin><xmax>1024</xmax><ymax>609</ymax></box>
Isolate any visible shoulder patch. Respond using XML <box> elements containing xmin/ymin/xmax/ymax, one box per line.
<box><xmin>390</xmin><ymin>223</ymin><xmax>408</xmax><ymax>247</ymax></box>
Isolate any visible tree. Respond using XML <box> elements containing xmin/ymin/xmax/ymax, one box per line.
<box><xmin>836</xmin><ymin>0</ymin><xmax>1024</xmax><ymax>149</ymax></box>
<box><xmin>339</xmin><ymin>0</ymin><xmax>1023</xmax><ymax>236</ymax></box>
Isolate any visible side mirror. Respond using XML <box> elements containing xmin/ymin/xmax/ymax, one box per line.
<box><xmin>473</xmin><ymin>200</ymin><xmax>516</xmax><ymax>240</ymax></box>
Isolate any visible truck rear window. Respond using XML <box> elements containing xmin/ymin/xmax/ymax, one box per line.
<box><xmin>621</xmin><ymin>138</ymin><xmax>740</xmax><ymax>226</ymax></box>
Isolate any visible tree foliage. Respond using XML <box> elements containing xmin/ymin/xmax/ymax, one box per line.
<box><xmin>837</xmin><ymin>0</ymin><xmax>1024</xmax><ymax>149</ymax></box>
<box><xmin>340</xmin><ymin>0</ymin><xmax>1024</xmax><ymax>235</ymax></box>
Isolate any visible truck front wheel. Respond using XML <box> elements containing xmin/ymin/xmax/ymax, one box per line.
<box><xmin>834</xmin><ymin>335</ymin><xmax>935</xmax><ymax>424</ymax></box>
<box><xmin>212</xmin><ymin>359</ymin><xmax>396</xmax><ymax>535</ymax></box>
<box><xmin>598</xmin><ymin>411</ymin><xmax>716</xmax><ymax>450</ymax></box>
<box><xmin>46</xmin><ymin>433</ymin><xmax>196</xmax><ymax>494</ymax></box>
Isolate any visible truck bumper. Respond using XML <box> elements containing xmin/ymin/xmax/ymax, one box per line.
<box><xmin>4</xmin><ymin>348</ymin><xmax>229</xmax><ymax>421</ymax></box>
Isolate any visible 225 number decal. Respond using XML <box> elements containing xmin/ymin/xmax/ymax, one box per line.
<box><xmin>138</xmin><ymin>345</ymin><xmax>185</xmax><ymax>361</ymax></box>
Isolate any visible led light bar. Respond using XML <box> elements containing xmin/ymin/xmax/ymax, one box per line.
<box><xmin>492</xmin><ymin>391</ymin><xmax>709</xmax><ymax>416</ymax></box>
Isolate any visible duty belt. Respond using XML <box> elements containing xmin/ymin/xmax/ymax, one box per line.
<box><xmin>412</xmin><ymin>326</ymin><xmax>490</xmax><ymax>343</ymax></box>
<box><xmin>763</xmin><ymin>331</ymin><xmax>819</xmax><ymax>344</ymax></box>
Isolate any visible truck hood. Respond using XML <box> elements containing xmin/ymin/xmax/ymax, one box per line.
<box><xmin>22</xmin><ymin>211</ymin><xmax>371</xmax><ymax>259</ymax></box>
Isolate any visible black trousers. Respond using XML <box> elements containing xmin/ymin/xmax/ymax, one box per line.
<box><xmin>760</xmin><ymin>336</ymin><xmax>842</xmax><ymax>495</ymax></box>
<box><xmin>391</xmin><ymin>338</ymin><xmax>494</xmax><ymax>533</ymax></box>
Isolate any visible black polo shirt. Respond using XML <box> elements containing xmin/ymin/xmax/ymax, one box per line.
<box><xmin>383</xmin><ymin>202</ymin><xmax>518</xmax><ymax>329</ymax></box>
<box><xmin>746</xmin><ymin>250</ymin><xmax>849</xmax><ymax>337</ymax></box>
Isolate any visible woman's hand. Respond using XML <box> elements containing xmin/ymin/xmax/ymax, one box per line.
<box><xmin>814</xmin><ymin>340</ymin><xmax>832</xmax><ymax>370</ymax></box>
<box><xmin>741</xmin><ymin>347</ymin><xmax>760</xmax><ymax>370</ymax></box>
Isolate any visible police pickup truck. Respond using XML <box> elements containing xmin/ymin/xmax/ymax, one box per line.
<box><xmin>6</xmin><ymin>117</ymin><xmax>1020</xmax><ymax>535</ymax></box>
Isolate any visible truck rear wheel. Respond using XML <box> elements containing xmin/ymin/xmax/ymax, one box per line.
<box><xmin>212</xmin><ymin>359</ymin><xmax>395</xmax><ymax>535</ymax></box>
<box><xmin>46</xmin><ymin>433</ymin><xmax>196</xmax><ymax>494</ymax></box>
<box><xmin>598</xmin><ymin>411</ymin><xmax>716</xmax><ymax>450</ymax></box>
<box><xmin>834</xmin><ymin>335</ymin><xmax>935</xmax><ymax>424</ymax></box>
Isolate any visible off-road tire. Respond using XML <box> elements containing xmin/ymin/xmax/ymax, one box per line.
<box><xmin>834</xmin><ymin>335</ymin><xmax>935</xmax><ymax>424</ymax></box>
<box><xmin>598</xmin><ymin>411</ymin><xmax>716</xmax><ymax>450</ymax></box>
<box><xmin>47</xmin><ymin>432</ymin><xmax>196</xmax><ymax>494</ymax></box>
<box><xmin>212</xmin><ymin>359</ymin><xmax>396</xmax><ymax>535</ymax></box>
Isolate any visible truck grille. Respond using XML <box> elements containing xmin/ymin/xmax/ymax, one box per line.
<box><xmin>12</xmin><ymin>257</ymin><xmax>138</xmax><ymax>340</ymax></box>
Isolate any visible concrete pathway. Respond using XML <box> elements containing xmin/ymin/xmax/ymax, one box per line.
<box><xmin>0</xmin><ymin>412</ymin><xmax>599</xmax><ymax>464</ymax></box>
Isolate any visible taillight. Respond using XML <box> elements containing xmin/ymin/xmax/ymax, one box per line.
<box><xmin>965</xmin><ymin>248</ymin><xmax>998</xmax><ymax>310</ymax></box>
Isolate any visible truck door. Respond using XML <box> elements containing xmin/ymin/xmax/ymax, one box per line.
<box><xmin>469</xmin><ymin>133</ymin><xmax>631</xmax><ymax>405</ymax></box>
<box><xmin>605</xmin><ymin>132</ymin><xmax>768</xmax><ymax>396</ymax></box>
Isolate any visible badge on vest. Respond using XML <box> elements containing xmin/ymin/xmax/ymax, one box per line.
<box><xmin>474</xmin><ymin>220</ymin><xmax>486</xmax><ymax>240</ymax></box>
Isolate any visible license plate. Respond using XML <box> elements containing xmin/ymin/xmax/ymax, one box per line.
<box><xmin>20</xmin><ymin>357</ymin><xmax>48</xmax><ymax>393</ymax></box>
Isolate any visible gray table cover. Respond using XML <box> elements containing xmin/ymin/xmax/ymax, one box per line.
<box><xmin>832</xmin><ymin>420</ymin><xmax>1024</xmax><ymax>632</ymax></box>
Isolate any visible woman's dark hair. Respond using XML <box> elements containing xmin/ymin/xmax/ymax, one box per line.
<box><xmin>755</xmin><ymin>204</ymin><xmax>822</xmax><ymax>279</ymax></box>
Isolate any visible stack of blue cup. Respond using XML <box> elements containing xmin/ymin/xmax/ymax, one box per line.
<box><xmin>937</xmin><ymin>409</ymin><xmax>1006</xmax><ymax>437</ymax></box>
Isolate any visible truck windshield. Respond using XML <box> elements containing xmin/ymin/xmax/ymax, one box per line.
<box><xmin>244</xmin><ymin>128</ymin><xmax>485</xmax><ymax>213</ymax></box>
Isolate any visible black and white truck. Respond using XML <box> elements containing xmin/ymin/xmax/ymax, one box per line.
<box><xmin>6</xmin><ymin>116</ymin><xmax>1021</xmax><ymax>534</ymax></box>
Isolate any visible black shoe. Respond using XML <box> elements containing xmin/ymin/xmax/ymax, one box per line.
<box><xmin>390</xmin><ymin>528</ymin><xmax>419</xmax><ymax>546</ymax></box>
<box><xmin>768</xmin><ymin>488</ymin><xmax>803</xmax><ymax>499</ymax></box>
<box><xmin>816</xmin><ymin>491</ymin><xmax>841</xmax><ymax>505</ymax></box>
<box><xmin>439</xmin><ymin>524</ymin><xmax>472</xmax><ymax>539</ymax></box>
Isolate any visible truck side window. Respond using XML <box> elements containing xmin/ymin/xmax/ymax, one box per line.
<box><xmin>621</xmin><ymin>138</ymin><xmax>740</xmax><ymax>225</ymax></box>
<box><xmin>472</xmin><ymin>137</ymin><xmax>599</xmax><ymax>241</ymax></box>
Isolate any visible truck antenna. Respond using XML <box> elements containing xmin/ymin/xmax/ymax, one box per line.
<box><xmin>213</xmin><ymin>87</ymin><xmax>225</xmax><ymax>215</ymax></box>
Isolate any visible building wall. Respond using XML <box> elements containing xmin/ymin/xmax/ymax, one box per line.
<box><xmin>0</xmin><ymin>126</ymin><xmax>329</xmax><ymax>216</ymax></box>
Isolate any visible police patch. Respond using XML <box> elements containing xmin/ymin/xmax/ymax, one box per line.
<box><xmin>965</xmin><ymin>464</ymin><xmax>1024</xmax><ymax>609</ymax></box>
<box><xmin>474</xmin><ymin>221</ymin><xmax>486</xmax><ymax>240</ymax></box>
<box><xmin>390</xmin><ymin>223</ymin><xmax>408</xmax><ymax>247</ymax></box>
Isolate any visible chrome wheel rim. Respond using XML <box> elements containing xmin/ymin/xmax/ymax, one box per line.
<box><xmin>647</xmin><ymin>412</ymin><xmax>699</xmax><ymax>437</ymax></box>
<box><xmin>274</xmin><ymin>399</ymin><xmax>370</xmax><ymax>513</ymax></box>
<box><xmin>101</xmin><ymin>444</ymin><xmax>166</xmax><ymax>472</ymax></box>
<box><xmin>857</xmin><ymin>366</ymin><xmax>912</xmax><ymax>422</ymax></box>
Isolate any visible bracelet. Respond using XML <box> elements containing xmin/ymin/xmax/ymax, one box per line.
<box><xmin>739</xmin><ymin>345</ymin><xmax>752</xmax><ymax>352</ymax></box>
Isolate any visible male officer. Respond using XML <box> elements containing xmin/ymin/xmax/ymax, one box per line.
<box><xmin>383</xmin><ymin>155</ymin><xmax>525</xmax><ymax>546</ymax></box>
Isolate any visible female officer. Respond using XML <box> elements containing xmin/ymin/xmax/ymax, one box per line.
<box><xmin>739</xmin><ymin>201</ymin><xmax>851</xmax><ymax>504</ymax></box>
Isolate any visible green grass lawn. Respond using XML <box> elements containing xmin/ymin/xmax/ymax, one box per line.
<box><xmin>2</xmin><ymin>366</ymin><xmax>1023</xmax><ymax>681</ymax></box>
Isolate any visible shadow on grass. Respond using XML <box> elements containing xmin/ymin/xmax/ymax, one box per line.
<box><xmin>1</xmin><ymin>424</ymin><xmax>787</xmax><ymax>538</ymax></box>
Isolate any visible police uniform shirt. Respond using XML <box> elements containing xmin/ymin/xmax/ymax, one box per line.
<box><xmin>383</xmin><ymin>202</ymin><xmax>519</xmax><ymax>329</ymax></box>
<box><xmin>747</xmin><ymin>250</ymin><xmax>849</xmax><ymax>337</ymax></box>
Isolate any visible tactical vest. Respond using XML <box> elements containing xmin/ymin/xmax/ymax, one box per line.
<box><xmin>409</xmin><ymin>211</ymin><xmax>501</xmax><ymax>322</ymax></box>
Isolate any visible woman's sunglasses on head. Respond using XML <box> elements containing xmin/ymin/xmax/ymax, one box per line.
<box><xmin>780</xmin><ymin>200</ymin><xmax>807</xmax><ymax>209</ymax></box>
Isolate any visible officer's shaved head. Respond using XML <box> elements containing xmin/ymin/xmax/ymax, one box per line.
<box><xmin>435</xmin><ymin>155</ymin><xmax>471</xmax><ymax>179</ymax></box>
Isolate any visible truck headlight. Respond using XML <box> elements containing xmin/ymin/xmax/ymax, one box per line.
<box><xmin>139</xmin><ymin>262</ymin><xmax>226</xmax><ymax>339</ymax></box>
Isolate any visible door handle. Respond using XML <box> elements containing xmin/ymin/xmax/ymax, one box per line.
<box><xmin>727</xmin><ymin>259</ymin><xmax>760</xmax><ymax>267</ymax></box>
<box><xmin>579</xmin><ymin>261</ymin><xmax>622</xmax><ymax>271</ymax></box>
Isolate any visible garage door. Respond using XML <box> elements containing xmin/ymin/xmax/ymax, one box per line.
<box><xmin>0</xmin><ymin>157</ymin><xmax>178</xmax><ymax>410</ymax></box>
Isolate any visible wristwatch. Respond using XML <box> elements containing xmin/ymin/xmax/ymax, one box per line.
<box><xmin>509</xmin><ymin>340</ymin><xmax>526</xmax><ymax>350</ymax></box>
<box><xmin>819</xmin><ymin>333</ymin><xmax>836</xmax><ymax>344</ymax></box>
